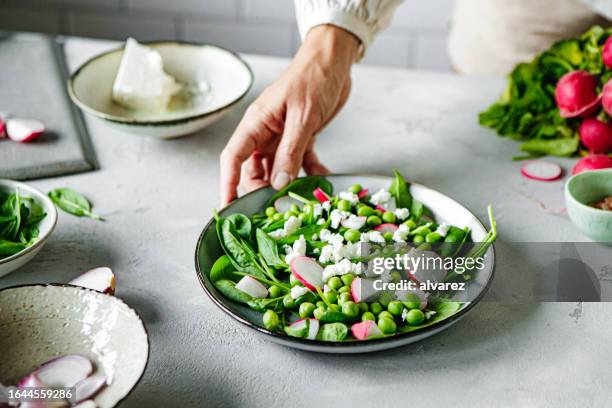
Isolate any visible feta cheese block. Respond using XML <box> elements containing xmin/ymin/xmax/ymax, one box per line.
<box><xmin>112</xmin><ymin>38</ymin><xmax>182</xmax><ymax>112</ymax></box>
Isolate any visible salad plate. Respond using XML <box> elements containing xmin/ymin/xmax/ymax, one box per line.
<box><xmin>195</xmin><ymin>174</ymin><xmax>495</xmax><ymax>353</ymax></box>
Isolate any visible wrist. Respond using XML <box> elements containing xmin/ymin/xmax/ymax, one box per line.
<box><xmin>301</xmin><ymin>24</ymin><xmax>360</xmax><ymax>68</ymax></box>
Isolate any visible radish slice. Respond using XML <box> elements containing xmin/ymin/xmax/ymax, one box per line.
<box><xmin>17</xmin><ymin>373</ymin><xmax>47</xmax><ymax>389</ymax></box>
<box><xmin>395</xmin><ymin>288</ymin><xmax>428</xmax><ymax>310</ymax></box>
<box><xmin>0</xmin><ymin>117</ymin><xmax>5</xmax><ymax>139</ymax></box>
<box><xmin>357</xmin><ymin>189</ymin><xmax>369</xmax><ymax>199</ymax></box>
<box><xmin>19</xmin><ymin>355</ymin><xmax>92</xmax><ymax>388</ymax></box>
<box><xmin>306</xmin><ymin>319</ymin><xmax>319</xmax><ymax>340</ymax></box>
<box><xmin>235</xmin><ymin>276</ymin><xmax>268</xmax><ymax>298</ymax></box>
<box><xmin>341</xmin><ymin>216</ymin><xmax>366</xmax><ymax>230</ymax></box>
<box><xmin>291</xmin><ymin>256</ymin><xmax>323</xmax><ymax>291</ymax></box>
<box><xmin>351</xmin><ymin>320</ymin><xmax>383</xmax><ymax>340</ymax></box>
<box><xmin>312</xmin><ymin>187</ymin><xmax>330</xmax><ymax>203</ymax></box>
<box><xmin>520</xmin><ymin>161</ymin><xmax>563</xmax><ymax>181</ymax></box>
<box><xmin>74</xmin><ymin>375</ymin><xmax>106</xmax><ymax>403</ymax></box>
<box><xmin>373</xmin><ymin>223</ymin><xmax>398</xmax><ymax>234</ymax></box>
<box><xmin>274</xmin><ymin>196</ymin><xmax>302</xmax><ymax>213</ymax></box>
<box><xmin>17</xmin><ymin>375</ymin><xmax>66</xmax><ymax>408</ymax></box>
<box><xmin>73</xmin><ymin>402</ymin><xmax>96</xmax><ymax>408</ymax></box>
<box><xmin>69</xmin><ymin>267</ymin><xmax>116</xmax><ymax>295</ymax></box>
<box><xmin>6</xmin><ymin>118</ymin><xmax>45</xmax><ymax>143</ymax></box>
<box><xmin>350</xmin><ymin>277</ymin><xmax>379</xmax><ymax>303</ymax></box>
<box><xmin>408</xmin><ymin>249</ymin><xmax>447</xmax><ymax>284</ymax></box>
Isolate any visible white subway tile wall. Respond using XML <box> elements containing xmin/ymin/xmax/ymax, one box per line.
<box><xmin>0</xmin><ymin>0</ymin><xmax>452</xmax><ymax>71</ymax></box>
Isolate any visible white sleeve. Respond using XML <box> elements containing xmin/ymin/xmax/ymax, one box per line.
<box><xmin>294</xmin><ymin>0</ymin><xmax>404</xmax><ymax>57</ymax></box>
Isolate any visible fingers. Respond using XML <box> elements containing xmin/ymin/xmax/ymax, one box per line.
<box><xmin>302</xmin><ymin>147</ymin><xmax>330</xmax><ymax>176</ymax></box>
<box><xmin>239</xmin><ymin>153</ymin><xmax>271</xmax><ymax>193</ymax></box>
<box><xmin>270</xmin><ymin>111</ymin><xmax>312</xmax><ymax>190</ymax></box>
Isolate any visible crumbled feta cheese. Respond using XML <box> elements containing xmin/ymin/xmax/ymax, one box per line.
<box><xmin>285</xmin><ymin>235</ymin><xmax>306</xmax><ymax>264</ymax></box>
<box><xmin>311</xmin><ymin>233</ymin><xmax>318</xmax><ymax>241</ymax></box>
<box><xmin>330</xmin><ymin>209</ymin><xmax>351</xmax><ymax>229</ymax></box>
<box><xmin>424</xmin><ymin>310</ymin><xmax>437</xmax><ymax>319</ymax></box>
<box><xmin>319</xmin><ymin>245</ymin><xmax>334</xmax><ymax>263</ymax></box>
<box><xmin>313</xmin><ymin>204</ymin><xmax>322</xmax><ymax>217</ymax></box>
<box><xmin>394</xmin><ymin>208</ymin><xmax>410</xmax><ymax>220</ymax></box>
<box><xmin>268</xmin><ymin>229</ymin><xmax>285</xmax><ymax>239</ymax></box>
<box><xmin>322</xmin><ymin>259</ymin><xmax>362</xmax><ymax>281</ymax></box>
<box><xmin>370</xmin><ymin>189</ymin><xmax>391</xmax><ymax>206</ymax></box>
<box><xmin>323</xmin><ymin>284</ymin><xmax>331</xmax><ymax>293</ymax></box>
<box><xmin>284</xmin><ymin>216</ymin><xmax>301</xmax><ymax>236</ymax></box>
<box><xmin>313</xmin><ymin>247</ymin><xmax>320</xmax><ymax>254</ymax></box>
<box><xmin>290</xmin><ymin>285</ymin><xmax>309</xmax><ymax>299</ymax></box>
<box><xmin>322</xmin><ymin>201</ymin><xmax>331</xmax><ymax>211</ymax></box>
<box><xmin>316</xmin><ymin>218</ymin><xmax>326</xmax><ymax>225</ymax></box>
<box><xmin>319</xmin><ymin>229</ymin><xmax>331</xmax><ymax>242</ymax></box>
<box><xmin>328</xmin><ymin>233</ymin><xmax>345</xmax><ymax>247</ymax></box>
<box><xmin>435</xmin><ymin>223</ymin><xmax>449</xmax><ymax>237</ymax></box>
<box><xmin>361</xmin><ymin>230</ymin><xmax>385</xmax><ymax>244</ymax></box>
<box><xmin>393</xmin><ymin>224</ymin><xmax>410</xmax><ymax>243</ymax></box>
<box><xmin>339</xmin><ymin>191</ymin><xmax>359</xmax><ymax>205</ymax></box>
<box><xmin>343</xmin><ymin>214</ymin><xmax>366</xmax><ymax>230</ymax></box>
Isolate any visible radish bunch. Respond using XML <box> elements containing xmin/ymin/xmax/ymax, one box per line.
<box><xmin>0</xmin><ymin>113</ymin><xmax>45</xmax><ymax>143</ymax></box>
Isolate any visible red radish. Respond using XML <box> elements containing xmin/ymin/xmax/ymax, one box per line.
<box><xmin>0</xmin><ymin>117</ymin><xmax>5</xmax><ymax>139</ymax></box>
<box><xmin>351</xmin><ymin>320</ymin><xmax>383</xmax><ymax>340</ymax></box>
<box><xmin>74</xmin><ymin>402</ymin><xmax>96</xmax><ymax>408</ymax></box>
<box><xmin>312</xmin><ymin>187</ymin><xmax>330</xmax><ymax>203</ymax></box>
<box><xmin>603</xmin><ymin>36</ymin><xmax>612</xmax><ymax>68</ymax></box>
<box><xmin>395</xmin><ymin>288</ymin><xmax>428</xmax><ymax>310</ymax></box>
<box><xmin>375</xmin><ymin>205</ymin><xmax>386</xmax><ymax>212</ymax></box>
<box><xmin>235</xmin><ymin>276</ymin><xmax>268</xmax><ymax>298</ymax></box>
<box><xmin>408</xmin><ymin>249</ymin><xmax>447</xmax><ymax>283</ymax></box>
<box><xmin>572</xmin><ymin>154</ymin><xmax>612</xmax><ymax>175</ymax></box>
<box><xmin>5</xmin><ymin>118</ymin><xmax>45</xmax><ymax>142</ymax></box>
<box><xmin>602</xmin><ymin>80</ymin><xmax>612</xmax><ymax>117</ymax></box>
<box><xmin>18</xmin><ymin>373</ymin><xmax>47</xmax><ymax>389</ymax></box>
<box><xmin>350</xmin><ymin>277</ymin><xmax>379</xmax><ymax>303</ymax></box>
<box><xmin>306</xmin><ymin>318</ymin><xmax>319</xmax><ymax>340</ymax></box>
<box><xmin>357</xmin><ymin>189</ymin><xmax>369</xmax><ymax>199</ymax></box>
<box><xmin>69</xmin><ymin>267</ymin><xmax>116</xmax><ymax>295</ymax></box>
<box><xmin>555</xmin><ymin>71</ymin><xmax>600</xmax><ymax>118</ymax></box>
<box><xmin>520</xmin><ymin>161</ymin><xmax>563</xmax><ymax>181</ymax></box>
<box><xmin>274</xmin><ymin>196</ymin><xmax>302</xmax><ymax>213</ymax></box>
<box><xmin>374</xmin><ymin>223</ymin><xmax>398</xmax><ymax>234</ymax></box>
<box><xmin>341</xmin><ymin>216</ymin><xmax>366</xmax><ymax>230</ymax></box>
<box><xmin>285</xmin><ymin>319</ymin><xmax>309</xmax><ymax>337</ymax></box>
<box><xmin>579</xmin><ymin>117</ymin><xmax>612</xmax><ymax>152</ymax></box>
<box><xmin>18</xmin><ymin>355</ymin><xmax>92</xmax><ymax>388</ymax></box>
<box><xmin>290</xmin><ymin>256</ymin><xmax>323</xmax><ymax>291</ymax></box>
<box><xmin>74</xmin><ymin>375</ymin><xmax>106</xmax><ymax>403</ymax></box>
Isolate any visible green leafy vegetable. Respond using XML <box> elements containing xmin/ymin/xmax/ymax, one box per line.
<box><xmin>389</xmin><ymin>170</ymin><xmax>412</xmax><ymax>209</ymax></box>
<box><xmin>210</xmin><ymin>255</ymin><xmax>239</xmax><ymax>283</ymax></box>
<box><xmin>0</xmin><ymin>190</ymin><xmax>47</xmax><ymax>259</ymax></box>
<box><xmin>255</xmin><ymin>228</ymin><xmax>285</xmax><ymax>267</ymax></box>
<box><xmin>214</xmin><ymin>279</ymin><xmax>253</xmax><ymax>304</ymax></box>
<box><xmin>266</xmin><ymin>176</ymin><xmax>333</xmax><ymax>207</ymax></box>
<box><xmin>319</xmin><ymin>323</ymin><xmax>348</xmax><ymax>341</ymax></box>
<box><xmin>48</xmin><ymin>188</ymin><xmax>103</xmax><ymax>220</ymax></box>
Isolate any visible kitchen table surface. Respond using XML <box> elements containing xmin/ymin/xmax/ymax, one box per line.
<box><xmin>2</xmin><ymin>37</ymin><xmax>611</xmax><ymax>407</ymax></box>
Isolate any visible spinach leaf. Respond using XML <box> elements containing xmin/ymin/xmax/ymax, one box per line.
<box><xmin>318</xmin><ymin>310</ymin><xmax>353</xmax><ymax>324</ymax></box>
<box><xmin>319</xmin><ymin>323</ymin><xmax>348</xmax><ymax>341</ymax></box>
<box><xmin>221</xmin><ymin>219</ymin><xmax>256</xmax><ymax>269</ymax></box>
<box><xmin>389</xmin><ymin>170</ymin><xmax>412</xmax><ymax>209</ymax></box>
<box><xmin>439</xmin><ymin>226</ymin><xmax>470</xmax><ymax>258</ymax></box>
<box><xmin>48</xmin><ymin>188</ymin><xmax>103</xmax><ymax>220</ymax></box>
<box><xmin>266</xmin><ymin>176</ymin><xmax>333</xmax><ymax>207</ymax></box>
<box><xmin>256</xmin><ymin>229</ymin><xmax>285</xmax><ymax>267</ymax></box>
<box><xmin>226</xmin><ymin>213</ymin><xmax>251</xmax><ymax>239</ymax></box>
<box><xmin>210</xmin><ymin>255</ymin><xmax>239</xmax><ymax>283</ymax></box>
<box><xmin>0</xmin><ymin>191</ymin><xmax>21</xmax><ymax>241</ymax></box>
<box><xmin>399</xmin><ymin>301</ymin><xmax>461</xmax><ymax>332</ymax></box>
<box><xmin>0</xmin><ymin>240</ymin><xmax>27</xmax><ymax>256</ymax></box>
<box><xmin>214</xmin><ymin>279</ymin><xmax>253</xmax><ymax>304</ymax></box>
<box><xmin>519</xmin><ymin>136</ymin><xmax>579</xmax><ymax>157</ymax></box>
<box><xmin>247</xmin><ymin>297</ymin><xmax>284</xmax><ymax>312</ymax></box>
<box><xmin>278</xmin><ymin>223</ymin><xmax>327</xmax><ymax>245</ymax></box>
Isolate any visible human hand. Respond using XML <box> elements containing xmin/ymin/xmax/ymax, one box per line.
<box><xmin>219</xmin><ymin>25</ymin><xmax>360</xmax><ymax>206</ymax></box>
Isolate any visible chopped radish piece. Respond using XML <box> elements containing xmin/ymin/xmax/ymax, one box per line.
<box><xmin>0</xmin><ymin>117</ymin><xmax>5</xmax><ymax>139</ymax></box>
<box><xmin>290</xmin><ymin>256</ymin><xmax>323</xmax><ymax>291</ymax></box>
<box><xmin>69</xmin><ymin>267</ymin><xmax>116</xmax><ymax>295</ymax></box>
<box><xmin>274</xmin><ymin>196</ymin><xmax>302</xmax><ymax>213</ymax></box>
<box><xmin>17</xmin><ymin>373</ymin><xmax>47</xmax><ymax>389</ymax></box>
<box><xmin>235</xmin><ymin>276</ymin><xmax>268</xmax><ymax>298</ymax></box>
<box><xmin>20</xmin><ymin>355</ymin><xmax>92</xmax><ymax>388</ymax></box>
<box><xmin>395</xmin><ymin>288</ymin><xmax>428</xmax><ymax>310</ymax></box>
<box><xmin>73</xmin><ymin>401</ymin><xmax>96</xmax><ymax>408</ymax></box>
<box><xmin>520</xmin><ymin>161</ymin><xmax>563</xmax><ymax>181</ymax></box>
<box><xmin>408</xmin><ymin>249</ymin><xmax>447</xmax><ymax>283</ymax></box>
<box><xmin>357</xmin><ymin>189</ymin><xmax>369</xmax><ymax>199</ymax></box>
<box><xmin>74</xmin><ymin>375</ymin><xmax>107</xmax><ymax>403</ymax></box>
<box><xmin>572</xmin><ymin>154</ymin><xmax>612</xmax><ymax>175</ymax></box>
<box><xmin>285</xmin><ymin>319</ymin><xmax>309</xmax><ymax>338</ymax></box>
<box><xmin>5</xmin><ymin>118</ymin><xmax>45</xmax><ymax>143</ymax></box>
<box><xmin>306</xmin><ymin>319</ymin><xmax>319</xmax><ymax>340</ymax></box>
<box><xmin>350</xmin><ymin>277</ymin><xmax>379</xmax><ymax>303</ymax></box>
<box><xmin>373</xmin><ymin>223</ymin><xmax>398</xmax><ymax>234</ymax></box>
<box><xmin>351</xmin><ymin>320</ymin><xmax>383</xmax><ymax>340</ymax></box>
<box><xmin>341</xmin><ymin>216</ymin><xmax>366</xmax><ymax>230</ymax></box>
<box><xmin>312</xmin><ymin>187</ymin><xmax>330</xmax><ymax>203</ymax></box>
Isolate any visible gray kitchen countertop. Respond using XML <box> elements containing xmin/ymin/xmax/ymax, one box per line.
<box><xmin>1</xmin><ymin>37</ymin><xmax>611</xmax><ymax>407</ymax></box>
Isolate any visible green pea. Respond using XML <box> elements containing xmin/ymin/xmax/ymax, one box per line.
<box><xmin>367</xmin><ymin>215</ymin><xmax>382</xmax><ymax>226</ymax></box>
<box><xmin>341</xmin><ymin>274</ymin><xmax>354</xmax><ymax>286</ymax></box>
<box><xmin>413</xmin><ymin>235</ymin><xmax>425</xmax><ymax>244</ymax></box>
<box><xmin>361</xmin><ymin>312</ymin><xmax>376</xmax><ymax>322</ymax></box>
<box><xmin>328</xmin><ymin>304</ymin><xmax>341</xmax><ymax>313</ymax></box>
<box><xmin>383</xmin><ymin>232</ymin><xmax>394</xmax><ymax>242</ymax></box>
<box><xmin>344</xmin><ymin>229</ymin><xmax>361</xmax><ymax>243</ymax></box>
<box><xmin>290</xmin><ymin>204</ymin><xmax>300</xmax><ymax>213</ymax></box>
<box><xmin>338</xmin><ymin>292</ymin><xmax>352</xmax><ymax>304</ymax></box>
<box><xmin>387</xmin><ymin>301</ymin><xmax>404</xmax><ymax>316</ymax></box>
<box><xmin>370</xmin><ymin>302</ymin><xmax>383</xmax><ymax>315</ymax></box>
<box><xmin>426</xmin><ymin>232</ymin><xmax>442</xmax><ymax>243</ymax></box>
<box><xmin>338</xmin><ymin>199</ymin><xmax>352</xmax><ymax>212</ymax></box>
<box><xmin>316</xmin><ymin>301</ymin><xmax>326</xmax><ymax>308</ymax></box>
<box><xmin>342</xmin><ymin>301</ymin><xmax>360</xmax><ymax>318</ymax></box>
<box><xmin>348</xmin><ymin>183</ymin><xmax>362</xmax><ymax>194</ymax></box>
<box><xmin>390</xmin><ymin>271</ymin><xmax>401</xmax><ymax>282</ymax></box>
<box><xmin>405</xmin><ymin>309</ymin><xmax>425</xmax><ymax>325</ymax></box>
<box><xmin>403</xmin><ymin>219</ymin><xmax>417</xmax><ymax>229</ymax></box>
<box><xmin>283</xmin><ymin>295</ymin><xmax>295</xmax><ymax>309</ymax></box>
<box><xmin>338</xmin><ymin>285</ymin><xmax>350</xmax><ymax>294</ymax></box>
<box><xmin>263</xmin><ymin>310</ymin><xmax>280</xmax><ymax>330</ymax></box>
<box><xmin>358</xmin><ymin>302</ymin><xmax>369</xmax><ymax>313</ymax></box>
<box><xmin>357</xmin><ymin>206</ymin><xmax>374</xmax><ymax>217</ymax></box>
<box><xmin>272</xmin><ymin>213</ymin><xmax>283</xmax><ymax>221</ymax></box>
<box><xmin>328</xmin><ymin>276</ymin><xmax>342</xmax><ymax>291</ymax></box>
<box><xmin>378</xmin><ymin>317</ymin><xmax>397</xmax><ymax>334</ymax></box>
<box><xmin>313</xmin><ymin>306</ymin><xmax>326</xmax><ymax>320</ymax></box>
<box><xmin>402</xmin><ymin>300</ymin><xmax>421</xmax><ymax>310</ymax></box>
<box><xmin>284</xmin><ymin>210</ymin><xmax>299</xmax><ymax>220</ymax></box>
<box><xmin>414</xmin><ymin>226</ymin><xmax>431</xmax><ymax>236</ymax></box>
<box><xmin>380</xmin><ymin>297</ymin><xmax>391</xmax><ymax>308</ymax></box>
<box><xmin>373</xmin><ymin>209</ymin><xmax>382</xmax><ymax>217</ymax></box>
<box><xmin>265</xmin><ymin>206</ymin><xmax>277</xmax><ymax>217</ymax></box>
<box><xmin>378</xmin><ymin>311</ymin><xmax>394</xmax><ymax>321</ymax></box>
<box><xmin>324</xmin><ymin>291</ymin><xmax>338</xmax><ymax>304</ymax></box>
<box><xmin>290</xmin><ymin>274</ymin><xmax>301</xmax><ymax>287</ymax></box>
<box><xmin>382</xmin><ymin>211</ymin><xmax>396</xmax><ymax>223</ymax></box>
<box><xmin>268</xmin><ymin>285</ymin><xmax>282</xmax><ymax>298</ymax></box>
<box><xmin>299</xmin><ymin>302</ymin><xmax>316</xmax><ymax>318</ymax></box>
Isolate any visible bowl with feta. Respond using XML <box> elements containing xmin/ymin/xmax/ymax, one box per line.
<box><xmin>195</xmin><ymin>173</ymin><xmax>497</xmax><ymax>353</ymax></box>
<box><xmin>68</xmin><ymin>38</ymin><xmax>253</xmax><ymax>139</ymax></box>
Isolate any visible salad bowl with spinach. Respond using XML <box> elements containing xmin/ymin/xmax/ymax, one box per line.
<box><xmin>195</xmin><ymin>173</ymin><xmax>496</xmax><ymax>353</ymax></box>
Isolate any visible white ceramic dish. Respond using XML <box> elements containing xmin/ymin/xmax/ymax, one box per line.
<box><xmin>0</xmin><ymin>180</ymin><xmax>57</xmax><ymax>278</ymax></box>
<box><xmin>195</xmin><ymin>174</ymin><xmax>495</xmax><ymax>353</ymax></box>
<box><xmin>68</xmin><ymin>41</ymin><xmax>253</xmax><ymax>139</ymax></box>
<box><xmin>0</xmin><ymin>284</ymin><xmax>149</xmax><ymax>407</ymax></box>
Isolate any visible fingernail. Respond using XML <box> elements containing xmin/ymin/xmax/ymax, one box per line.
<box><xmin>272</xmin><ymin>172</ymin><xmax>291</xmax><ymax>189</ymax></box>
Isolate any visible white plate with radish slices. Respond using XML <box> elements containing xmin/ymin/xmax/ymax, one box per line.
<box><xmin>195</xmin><ymin>174</ymin><xmax>496</xmax><ymax>354</ymax></box>
<box><xmin>0</xmin><ymin>284</ymin><xmax>149</xmax><ymax>407</ymax></box>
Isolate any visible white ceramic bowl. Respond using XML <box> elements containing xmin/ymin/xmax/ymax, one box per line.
<box><xmin>0</xmin><ymin>180</ymin><xmax>57</xmax><ymax>278</ymax></box>
<box><xmin>68</xmin><ymin>41</ymin><xmax>253</xmax><ymax>139</ymax></box>
<box><xmin>0</xmin><ymin>284</ymin><xmax>149</xmax><ymax>407</ymax></box>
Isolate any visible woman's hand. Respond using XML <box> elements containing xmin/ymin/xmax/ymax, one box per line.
<box><xmin>219</xmin><ymin>25</ymin><xmax>360</xmax><ymax>206</ymax></box>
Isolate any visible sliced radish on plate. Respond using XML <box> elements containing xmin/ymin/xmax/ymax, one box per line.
<box><xmin>373</xmin><ymin>223</ymin><xmax>398</xmax><ymax>234</ymax></box>
<box><xmin>341</xmin><ymin>216</ymin><xmax>366</xmax><ymax>230</ymax></box>
<box><xmin>20</xmin><ymin>355</ymin><xmax>92</xmax><ymax>388</ymax></box>
<box><xmin>306</xmin><ymin>319</ymin><xmax>319</xmax><ymax>340</ymax></box>
<box><xmin>73</xmin><ymin>401</ymin><xmax>96</xmax><ymax>408</ymax></box>
<box><xmin>312</xmin><ymin>187</ymin><xmax>330</xmax><ymax>203</ymax></box>
<box><xmin>17</xmin><ymin>373</ymin><xmax>47</xmax><ymax>389</ymax></box>
<box><xmin>350</xmin><ymin>277</ymin><xmax>379</xmax><ymax>303</ymax></box>
<box><xmin>0</xmin><ymin>117</ymin><xmax>5</xmax><ymax>139</ymax></box>
<box><xmin>235</xmin><ymin>276</ymin><xmax>268</xmax><ymax>298</ymax></box>
<box><xmin>69</xmin><ymin>267</ymin><xmax>116</xmax><ymax>295</ymax></box>
<box><xmin>290</xmin><ymin>256</ymin><xmax>323</xmax><ymax>291</ymax></box>
<box><xmin>274</xmin><ymin>196</ymin><xmax>302</xmax><ymax>213</ymax></box>
<box><xmin>6</xmin><ymin>118</ymin><xmax>45</xmax><ymax>143</ymax></box>
<box><xmin>357</xmin><ymin>189</ymin><xmax>369</xmax><ymax>199</ymax></box>
<box><xmin>351</xmin><ymin>320</ymin><xmax>383</xmax><ymax>340</ymax></box>
<box><xmin>520</xmin><ymin>161</ymin><xmax>563</xmax><ymax>181</ymax></box>
<box><xmin>74</xmin><ymin>375</ymin><xmax>107</xmax><ymax>403</ymax></box>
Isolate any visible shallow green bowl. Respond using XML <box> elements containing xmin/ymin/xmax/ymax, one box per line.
<box><xmin>565</xmin><ymin>169</ymin><xmax>612</xmax><ymax>243</ymax></box>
